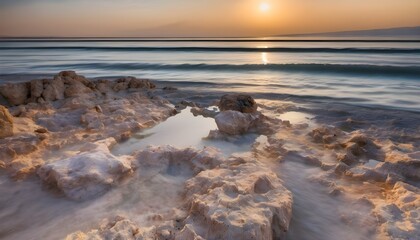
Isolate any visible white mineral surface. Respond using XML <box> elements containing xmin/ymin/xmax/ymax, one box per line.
<box><xmin>0</xmin><ymin>72</ymin><xmax>418</xmax><ymax>240</ymax></box>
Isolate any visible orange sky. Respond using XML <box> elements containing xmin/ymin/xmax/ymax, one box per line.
<box><xmin>0</xmin><ymin>0</ymin><xmax>419</xmax><ymax>37</ymax></box>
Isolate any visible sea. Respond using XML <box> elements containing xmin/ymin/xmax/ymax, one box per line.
<box><xmin>0</xmin><ymin>38</ymin><xmax>419</xmax><ymax>111</ymax></box>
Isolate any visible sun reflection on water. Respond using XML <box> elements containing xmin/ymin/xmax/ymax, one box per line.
<box><xmin>261</xmin><ymin>52</ymin><xmax>269</xmax><ymax>65</ymax></box>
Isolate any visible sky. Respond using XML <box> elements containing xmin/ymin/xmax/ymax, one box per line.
<box><xmin>0</xmin><ymin>0</ymin><xmax>419</xmax><ymax>37</ymax></box>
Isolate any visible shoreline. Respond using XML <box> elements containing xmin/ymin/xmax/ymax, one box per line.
<box><xmin>0</xmin><ymin>71</ymin><xmax>419</xmax><ymax>239</ymax></box>
<box><xmin>1</xmin><ymin>72</ymin><xmax>420</xmax><ymax>114</ymax></box>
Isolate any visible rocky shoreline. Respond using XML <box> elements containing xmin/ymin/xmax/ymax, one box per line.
<box><xmin>0</xmin><ymin>71</ymin><xmax>419</xmax><ymax>239</ymax></box>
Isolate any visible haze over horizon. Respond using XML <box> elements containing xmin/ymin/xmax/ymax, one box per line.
<box><xmin>1</xmin><ymin>0</ymin><xmax>420</xmax><ymax>37</ymax></box>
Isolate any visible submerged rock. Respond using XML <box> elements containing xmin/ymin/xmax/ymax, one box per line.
<box><xmin>219</xmin><ymin>94</ymin><xmax>257</xmax><ymax>113</ymax></box>
<box><xmin>0</xmin><ymin>105</ymin><xmax>13</xmax><ymax>138</ymax></box>
<box><xmin>215</xmin><ymin>110</ymin><xmax>259</xmax><ymax>135</ymax></box>
<box><xmin>190</xmin><ymin>107</ymin><xmax>218</xmax><ymax>118</ymax></box>
<box><xmin>37</xmin><ymin>144</ymin><xmax>132</xmax><ymax>200</ymax></box>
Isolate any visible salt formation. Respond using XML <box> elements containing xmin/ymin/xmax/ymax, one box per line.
<box><xmin>38</xmin><ymin>142</ymin><xmax>132</xmax><ymax>200</ymax></box>
<box><xmin>1</xmin><ymin>72</ymin><xmax>418</xmax><ymax>240</ymax></box>
<box><xmin>304</xmin><ymin>124</ymin><xmax>420</xmax><ymax>239</ymax></box>
<box><xmin>214</xmin><ymin>110</ymin><xmax>259</xmax><ymax>135</ymax></box>
<box><xmin>66</xmin><ymin>146</ymin><xmax>293</xmax><ymax>240</ymax></box>
<box><xmin>0</xmin><ymin>71</ymin><xmax>156</xmax><ymax>106</ymax></box>
<box><xmin>0</xmin><ymin>71</ymin><xmax>175</xmax><ymax>178</ymax></box>
<box><xmin>0</xmin><ymin>82</ymin><xmax>29</xmax><ymax>105</ymax></box>
<box><xmin>212</xmin><ymin>94</ymin><xmax>275</xmax><ymax>136</ymax></box>
<box><xmin>0</xmin><ymin>105</ymin><xmax>13</xmax><ymax>138</ymax></box>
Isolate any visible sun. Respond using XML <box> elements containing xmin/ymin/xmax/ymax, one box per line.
<box><xmin>259</xmin><ymin>2</ymin><xmax>270</xmax><ymax>12</ymax></box>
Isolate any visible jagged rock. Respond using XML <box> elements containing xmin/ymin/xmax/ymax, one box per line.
<box><xmin>0</xmin><ymin>105</ymin><xmax>13</xmax><ymax>138</ymax></box>
<box><xmin>112</xmin><ymin>77</ymin><xmax>155</xmax><ymax>92</ymax></box>
<box><xmin>309</xmin><ymin>126</ymin><xmax>343</xmax><ymax>144</ymax></box>
<box><xmin>58</xmin><ymin>70</ymin><xmax>78</xmax><ymax>79</ymax></box>
<box><xmin>42</xmin><ymin>77</ymin><xmax>65</xmax><ymax>101</ymax></box>
<box><xmin>66</xmin><ymin>147</ymin><xmax>293</xmax><ymax>240</ymax></box>
<box><xmin>218</xmin><ymin>94</ymin><xmax>257</xmax><ymax>113</ymax></box>
<box><xmin>0</xmin><ymin>82</ymin><xmax>29</xmax><ymax>106</ymax></box>
<box><xmin>337</xmin><ymin>132</ymin><xmax>383</xmax><ymax>165</ymax></box>
<box><xmin>215</xmin><ymin>110</ymin><xmax>258</xmax><ymax>135</ymax></box>
<box><xmin>30</xmin><ymin>79</ymin><xmax>44</xmax><ymax>98</ymax></box>
<box><xmin>133</xmin><ymin>145</ymin><xmax>224</xmax><ymax>175</ymax></box>
<box><xmin>65</xmin><ymin>217</ymin><xmax>143</xmax><ymax>240</ymax></box>
<box><xmin>95</xmin><ymin>79</ymin><xmax>113</xmax><ymax>94</ymax></box>
<box><xmin>375</xmin><ymin>181</ymin><xmax>420</xmax><ymax>239</ymax></box>
<box><xmin>180</xmin><ymin>158</ymin><xmax>293</xmax><ymax>240</ymax></box>
<box><xmin>128</xmin><ymin>77</ymin><xmax>155</xmax><ymax>89</ymax></box>
<box><xmin>113</xmin><ymin>78</ymin><xmax>130</xmax><ymax>92</ymax></box>
<box><xmin>37</xmin><ymin>144</ymin><xmax>132</xmax><ymax>200</ymax></box>
<box><xmin>64</xmin><ymin>80</ymin><xmax>93</xmax><ymax>97</ymax></box>
<box><xmin>80</xmin><ymin>111</ymin><xmax>104</xmax><ymax>130</ymax></box>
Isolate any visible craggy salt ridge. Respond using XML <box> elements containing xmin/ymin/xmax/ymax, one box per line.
<box><xmin>0</xmin><ymin>71</ymin><xmax>175</xmax><ymax>179</ymax></box>
<box><xmin>0</xmin><ymin>71</ymin><xmax>419</xmax><ymax>240</ymax></box>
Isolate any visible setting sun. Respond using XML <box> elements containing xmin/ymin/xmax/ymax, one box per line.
<box><xmin>259</xmin><ymin>2</ymin><xmax>270</xmax><ymax>12</ymax></box>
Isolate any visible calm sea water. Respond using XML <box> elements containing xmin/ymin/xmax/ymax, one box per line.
<box><xmin>0</xmin><ymin>39</ymin><xmax>419</xmax><ymax>111</ymax></box>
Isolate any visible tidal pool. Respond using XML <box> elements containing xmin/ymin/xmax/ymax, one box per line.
<box><xmin>112</xmin><ymin>107</ymin><xmax>259</xmax><ymax>156</ymax></box>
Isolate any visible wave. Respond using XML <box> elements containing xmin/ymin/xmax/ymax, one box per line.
<box><xmin>39</xmin><ymin>63</ymin><xmax>420</xmax><ymax>77</ymax></box>
<box><xmin>3</xmin><ymin>46</ymin><xmax>420</xmax><ymax>54</ymax></box>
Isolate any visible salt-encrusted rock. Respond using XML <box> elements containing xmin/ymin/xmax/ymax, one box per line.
<box><xmin>0</xmin><ymin>82</ymin><xmax>29</xmax><ymax>106</ymax></box>
<box><xmin>112</xmin><ymin>77</ymin><xmax>155</xmax><ymax>92</ymax></box>
<box><xmin>337</xmin><ymin>132</ymin><xmax>383</xmax><ymax>166</ymax></box>
<box><xmin>309</xmin><ymin>126</ymin><xmax>344</xmax><ymax>145</ymax></box>
<box><xmin>215</xmin><ymin>110</ymin><xmax>258</xmax><ymax>135</ymax></box>
<box><xmin>66</xmin><ymin>147</ymin><xmax>293</xmax><ymax>240</ymax></box>
<box><xmin>113</xmin><ymin>80</ymin><xmax>129</xmax><ymax>92</ymax></box>
<box><xmin>113</xmin><ymin>77</ymin><xmax>156</xmax><ymax>92</ymax></box>
<box><xmin>42</xmin><ymin>77</ymin><xmax>65</xmax><ymax>101</ymax></box>
<box><xmin>133</xmin><ymin>145</ymin><xmax>224</xmax><ymax>175</ymax></box>
<box><xmin>128</xmin><ymin>77</ymin><xmax>156</xmax><ymax>89</ymax></box>
<box><xmin>37</xmin><ymin>144</ymin><xmax>132</xmax><ymax>200</ymax></box>
<box><xmin>80</xmin><ymin>111</ymin><xmax>104</xmax><ymax>130</ymax></box>
<box><xmin>58</xmin><ymin>70</ymin><xmax>78</xmax><ymax>79</ymax></box>
<box><xmin>65</xmin><ymin>217</ymin><xmax>144</xmax><ymax>240</ymax></box>
<box><xmin>0</xmin><ymin>105</ymin><xmax>13</xmax><ymax>138</ymax></box>
<box><xmin>64</xmin><ymin>80</ymin><xmax>93</xmax><ymax>97</ymax></box>
<box><xmin>375</xmin><ymin>181</ymin><xmax>420</xmax><ymax>239</ymax></box>
<box><xmin>218</xmin><ymin>94</ymin><xmax>257</xmax><ymax>113</ymax></box>
<box><xmin>30</xmin><ymin>79</ymin><xmax>44</xmax><ymax>99</ymax></box>
<box><xmin>95</xmin><ymin>79</ymin><xmax>113</xmax><ymax>93</ymax></box>
<box><xmin>180</xmin><ymin>158</ymin><xmax>293</xmax><ymax>240</ymax></box>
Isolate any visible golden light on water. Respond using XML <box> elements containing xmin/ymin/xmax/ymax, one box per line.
<box><xmin>261</xmin><ymin>52</ymin><xmax>269</xmax><ymax>65</ymax></box>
